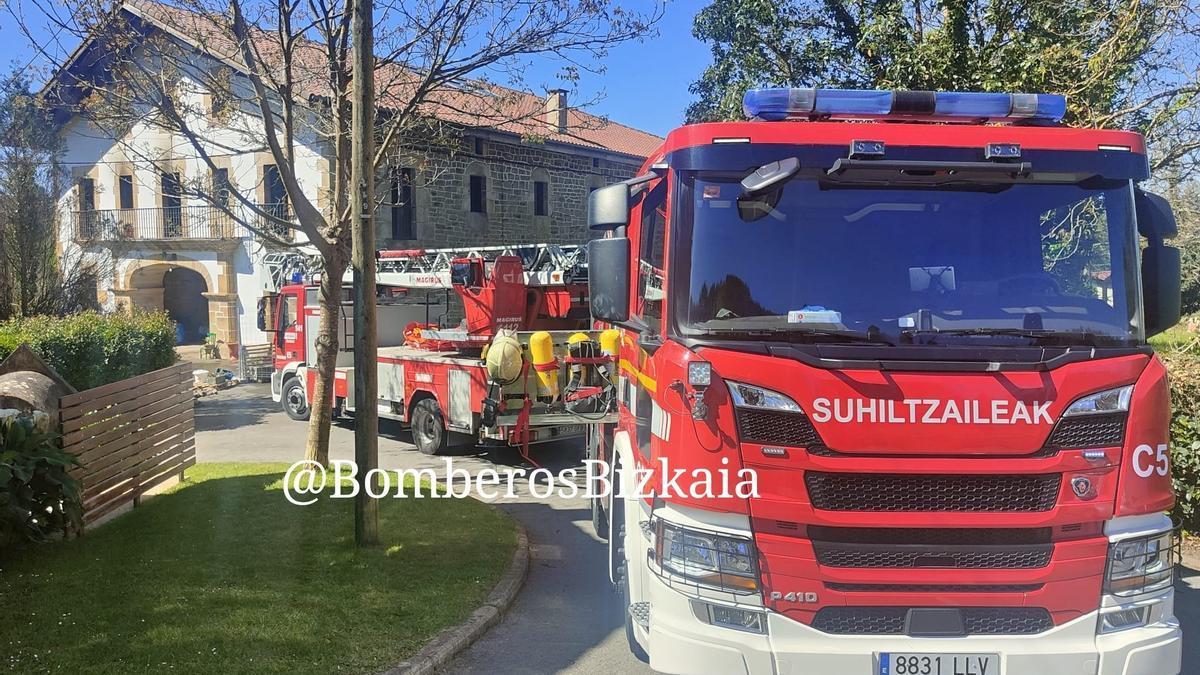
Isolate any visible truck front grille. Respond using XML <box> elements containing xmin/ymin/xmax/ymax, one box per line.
<box><xmin>811</xmin><ymin>607</ymin><xmax>1053</xmax><ymax>635</ymax></box>
<box><xmin>825</xmin><ymin>583</ymin><xmax>1043</xmax><ymax>593</ymax></box>
<box><xmin>805</xmin><ymin>472</ymin><xmax>1060</xmax><ymax>512</ymax></box>
<box><xmin>813</xmin><ymin>543</ymin><xmax>1052</xmax><ymax>569</ymax></box>
<box><xmin>808</xmin><ymin>526</ymin><xmax>1053</xmax><ymax>569</ymax></box>
<box><xmin>735</xmin><ymin>408</ymin><xmax>822</xmax><ymax>447</ymax></box>
<box><xmin>1046</xmin><ymin>412</ymin><xmax>1126</xmax><ymax>449</ymax></box>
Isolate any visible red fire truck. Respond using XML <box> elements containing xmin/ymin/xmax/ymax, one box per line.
<box><xmin>260</xmin><ymin>243</ymin><xmax>616</xmax><ymax>455</ymax></box>
<box><xmin>586</xmin><ymin>88</ymin><xmax>1183</xmax><ymax>674</ymax></box>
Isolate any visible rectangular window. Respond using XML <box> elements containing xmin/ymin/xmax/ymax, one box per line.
<box><xmin>469</xmin><ymin>175</ymin><xmax>487</xmax><ymax>214</ymax></box>
<box><xmin>118</xmin><ymin>175</ymin><xmax>134</xmax><ymax>209</ymax></box>
<box><xmin>78</xmin><ymin>177</ymin><xmax>95</xmax><ymax>210</ymax></box>
<box><xmin>391</xmin><ymin>167</ymin><xmax>414</xmax><ymax>239</ymax></box>
<box><xmin>473</xmin><ymin>137</ymin><xmax>485</xmax><ymax>155</ymax></box>
<box><xmin>534</xmin><ymin>180</ymin><xmax>549</xmax><ymax>217</ymax></box>
<box><xmin>263</xmin><ymin>164</ymin><xmax>289</xmax><ymax>238</ymax></box>
<box><xmin>213</xmin><ymin>168</ymin><xmax>231</xmax><ymax>207</ymax></box>
<box><xmin>638</xmin><ymin>182</ymin><xmax>667</xmax><ymax>328</ymax></box>
<box><xmin>161</xmin><ymin>171</ymin><xmax>183</xmax><ymax>237</ymax></box>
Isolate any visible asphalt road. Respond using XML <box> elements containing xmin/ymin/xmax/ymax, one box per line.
<box><xmin>197</xmin><ymin>383</ymin><xmax>1195</xmax><ymax>674</ymax></box>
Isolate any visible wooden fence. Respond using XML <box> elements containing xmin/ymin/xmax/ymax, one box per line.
<box><xmin>61</xmin><ymin>363</ymin><xmax>195</xmax><ymax>525</ymax></box>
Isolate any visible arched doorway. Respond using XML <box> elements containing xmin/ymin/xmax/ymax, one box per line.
<box><xmin>163</xmin><ymin>267</ymin><xmax>209</xmax><ymax>343</ymax></box>
<box><xmin>128</xmin><ymin>264</ymin><xmax>210</xmax><ymax>344</ymax></box>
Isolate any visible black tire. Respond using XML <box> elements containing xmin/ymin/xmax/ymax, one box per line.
<box><xmin>281</xmin><ymin>377</ymin><xmax>310</xmax><ymax>421</ymax></box>
<box><xmin>410</xmin><ymin>398</ymin><xmax>448</xmax><ymax>455</ymax></box>
<box><xmin>588</xmin><ymin>428</ymin><xmax>608</xmax><ymax>540</ymax></box>
<box><xmin>611</xmin><ymin>481</ymin><xmax>649</xmax><ymax>663</ymax></box>
<box><xmin>591</xmin><ymin>494</ymin><xmax>609</xmax><ymax>542</ymax></box>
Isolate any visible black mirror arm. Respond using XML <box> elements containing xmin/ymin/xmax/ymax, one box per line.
<box><xmin>613</xmin><ymin>315</ymin><xmax>664</xmax><ymax>354</ymax></box>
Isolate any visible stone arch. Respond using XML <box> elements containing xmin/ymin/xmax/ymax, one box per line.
<box><xmin>125</xmin><ymin>262</ymin><xmax>212</xmax><ymax>344</ymax></box>
<box><xmin>122</xmin><ymin>257</ymin><xmax>215</xmax><ymax>294</ymax></box>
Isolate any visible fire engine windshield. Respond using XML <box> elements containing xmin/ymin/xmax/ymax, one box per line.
<box><xmin>676</xmin><ymin>174</ymin><xmax>1141</xmax><ymax>346</ymax></box>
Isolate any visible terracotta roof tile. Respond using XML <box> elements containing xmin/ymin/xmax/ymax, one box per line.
<box><xmin>120</xmin><ymin>0</ymin><xmax>662</xmax><ymax>158</ymax></box>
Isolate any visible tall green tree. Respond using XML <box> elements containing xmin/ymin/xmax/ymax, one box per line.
<box><xmin>688</xmin><ymin>0</ymin><xmax>1200</xmax><ymax>178</ymax></box>
<box><xmin>0</xmin><ymin>70</ymin><xmax>97</xmax><ymax>318</ymax></box>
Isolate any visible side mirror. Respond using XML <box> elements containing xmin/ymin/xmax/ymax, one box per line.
<box><xmin>588</xmin><ymin>183</ymin><xmax>630</xmax><ymax>230</ymax></box>
<box><xmin>256</xmin><ymin>294</ymin><xmax>277</xmax><ymax>332</ymax></box>
<box><xmin>1142</xmin><ymin>244</ymin><xmax>1182</xmax><ymax>337</ymax></box>
<box><xmin>588</xmin><ymin>237</ymin><xmax>630</xmax><ymax>323</ymax></box>
<box><xmin>1135</xmin><ymin>190</ymin><xmax>1178</xmax><ymax>239</ymax></box>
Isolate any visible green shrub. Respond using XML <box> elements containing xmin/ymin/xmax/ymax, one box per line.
<box><xmin>0</xmin><ymin>415</ymin><xmax>81</xmax><ymax>549</ymax></box>
<box><xmin>0</xmin><ymin>311</ymin><xmax>177</xmax><ymax>391</ymax></box>
<box><xmin>1165</xmin><ymin>334</ymin><xmax>1200</xmax><ymax>530</ymax></box>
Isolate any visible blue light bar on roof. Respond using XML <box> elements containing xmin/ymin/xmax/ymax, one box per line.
<box><xmin>743</xmin><ymin>88</ymin><xmax>1067</xmax><ymax>123</ymax></box>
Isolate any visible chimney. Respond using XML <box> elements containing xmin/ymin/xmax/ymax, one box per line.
<box><xmin>544</xmin><ymin>89</ymin><xmax>567</xmax><ymax>134</ymax></box>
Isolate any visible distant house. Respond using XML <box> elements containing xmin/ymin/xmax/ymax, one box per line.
<box><xmin>46</xmin><ymin>0</ymin><xmax>661</xmax><ymax>348</ymax></box>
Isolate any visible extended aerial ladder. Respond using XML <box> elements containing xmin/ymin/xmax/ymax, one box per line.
<box><xmin>263</xmin><ymin>243</ymin><xmax>588</xmax><ymax>293</ymax></box>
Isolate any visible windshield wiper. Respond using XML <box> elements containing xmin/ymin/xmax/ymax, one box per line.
<box><xmin>901</xmin><ymin>327</ymin><xmax>1109</xmax><ymax>346</ymax></box>
<box><xmin>692</xmin><ymin>326</ymin><xmax>895</xmax><ymax>346</ymax></box>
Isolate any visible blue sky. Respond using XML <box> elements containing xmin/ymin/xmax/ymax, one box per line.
<box><xmin>0</xmin><ymin>1</ymin><xmax>706</xmax><ymax>137</ymax></box>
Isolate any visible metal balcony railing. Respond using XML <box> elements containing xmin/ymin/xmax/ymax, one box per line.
<box><xmin>73</xmin><ymin>206</ymin><xmax>237</xmax><ymax>241</ymax></box>
<box><xmin>253</xmin><ymin>203</ymin><xmax>293</xmax><ymax>240</ymax></box>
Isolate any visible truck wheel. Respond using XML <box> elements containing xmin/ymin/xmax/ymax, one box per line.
<box><xmin>611</xmin><ymin>488</ymin><xmax>649</xmax><ymax>663</ymax></box>
<box><xmin>591</xmin><ymin>495</ymin><xmax>609</xmax><ymax>542</ymax></box>
<box><xmin>588</xmin><ymin>428</ymin><xmax>608</xmax><ymax>540</ymax></box>
<box><xmin>282</xmin><ymin>377</ymin><xmax>310</xmax><ymax>421</ymax></box>
<box><xmin>411</xmin><ymin>398</ymin><xmax>448</xmax><ymax>455</ymax></box>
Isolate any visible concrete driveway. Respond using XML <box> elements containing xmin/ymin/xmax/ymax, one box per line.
<box><xmin>197</xmin><ymin>384</ymin><xmax>1195</xmax><ymax>674</ymax></box>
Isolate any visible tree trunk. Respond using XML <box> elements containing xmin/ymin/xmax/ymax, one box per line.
<box><xmin>304</xmin><ymin>255</ymin><xmax>346</xmax><ymax>466</ymax></box>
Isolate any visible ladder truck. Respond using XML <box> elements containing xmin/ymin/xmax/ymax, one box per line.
<box><xmin>587</xmin><ymin>88</ymin><xmax>1184</xmax><ymax>674</ymax></box>
<box><xmin>258</xmin><ymin>243</ymin><xmax>617</xmax><ymax>456</ymax></box>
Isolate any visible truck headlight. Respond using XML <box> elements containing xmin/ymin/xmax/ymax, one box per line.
<box><xmin>1064</xmin><ymin>385</ymin><xmax>1133</xmax><ymax>416</ymax></box>
<box><xmin>1106</xmin><ymin>530</ymin><xmax>1177</xmax><ymax>597</ymax></box>
<box><xmin>727</xmin><ymin>381</ymin><xmax>801</xmax><ymax>412</ymax></box>
<box><xmin>654</xmin><ymin>520</ymin><xmax>759</xmax><ymax>593</ymax></box>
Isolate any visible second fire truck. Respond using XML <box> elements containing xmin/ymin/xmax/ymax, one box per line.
<box><xmin>259</xmin><ymin>243</ymin><xmax>617</xmax><ymax>456</ymax></box>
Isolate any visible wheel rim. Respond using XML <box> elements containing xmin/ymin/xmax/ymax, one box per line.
<box><xmin>417</xmin><ymin>412</ymin><xmax>436</xmax><ymax>444</ymax></box>
<box><xmin>286</xmin><ymin>388</ymin><xmax>308</xmax><ymax>415</ymax></box>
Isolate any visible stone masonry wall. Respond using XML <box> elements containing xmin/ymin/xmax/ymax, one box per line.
<box><xmin>377</xmin><ymin>135</ymin><xmax>642</xmax><ymax>248</ymax></box>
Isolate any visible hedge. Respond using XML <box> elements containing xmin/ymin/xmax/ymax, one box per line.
<box><xmin>0</xmin><ymin>311</ymin><xmax>177</xmax><ymax>391</ymax></box>
<box><xmin>1166</xmin><ymin>334</ymin><xmax>1200</xmax><ymax>530</ymax></box>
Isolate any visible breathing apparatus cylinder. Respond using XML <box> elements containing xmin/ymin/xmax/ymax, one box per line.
<box><xmin>528</xmin><ymin>330</ymin><xmax>559</xmax><ymax>400</ymax></box>
<box><xmin>566</xmin><ymin>332</ymin><xmax>593</xmax><ymax>387</ymax></box>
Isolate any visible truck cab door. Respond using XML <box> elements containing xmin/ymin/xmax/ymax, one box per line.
<box><xmin>276</xmin><ymin>289</ymin><xmax>304</xmax><ymax>364</ymax></box>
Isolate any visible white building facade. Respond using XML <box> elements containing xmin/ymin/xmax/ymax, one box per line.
<box><xmin>52</xmin><ymin>3</ymin><xmax>659</xmax><ymax>351</ymax></box>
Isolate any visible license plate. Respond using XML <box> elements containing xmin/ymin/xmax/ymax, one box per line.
<box><xmin>554</xmin><ymin>425</ymin><xmax>584</xmax><ymax>436</ymax></box>
<box><xmin>879</xmin><ymin>653</ymin><xmax>999</xmax><ymax>675</ymax></box>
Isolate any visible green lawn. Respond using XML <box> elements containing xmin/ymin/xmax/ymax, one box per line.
<box><xmin>1</xmin><ymin>463</ymin><xmax>517</xmax><ymax>674</ymax></box>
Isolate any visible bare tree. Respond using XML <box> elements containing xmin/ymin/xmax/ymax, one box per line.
<box><xmin>0</xmin><ymin>68</ymin><xmax>99</xmax><ymax>318</ymax></box>
<box><xmin>19</xmin><ymin>0</ymin><xmax>660</xmax><ymax>464</ymax></box>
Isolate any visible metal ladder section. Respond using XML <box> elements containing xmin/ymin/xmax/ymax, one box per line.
<box><xmin>375</xmin><ymin>243</ymin><xmax>588</xmax><ymax>288</ymax></box>
<box><xmin>263</xmin><ymin>250</ymin><xmax>323</xmax><ymax>292</ymax></box>
<box><xmin>263</xmin><ymin>242</ymin><xmax>588</xmax><ymax>292</ymax></box>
